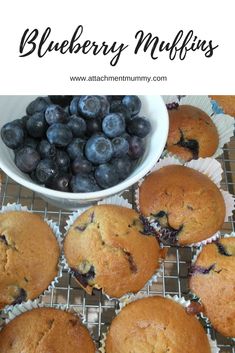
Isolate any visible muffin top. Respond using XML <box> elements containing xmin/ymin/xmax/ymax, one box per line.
<box><xmin>167</xmin><ymin>105</ymin><xmax>219</xmax><ymax>161</ymax></box>
<box><xmin>64</xmin><ymin>205</ymin><xmax>161</xmax><ymax>298</ymax></box>
<box><xmin>190</xmin><ymin>237</ymin><xmax>235</xmax><ymax>338</ymax></box>
<box><xmin>106</xmin><ymin>296</ymin><xmax>211</xmax><ymax>353</ymax></box>
<box><xmin>210</xmin><ymin>95</ymin><xmax>235</xmax><ymax>116</ymax></box>
<box><xmin>0</xmin><ymin>307</ymin><xmax>95</xmax><ymax>353</ymax></box>
<box><xmin>139</xmin><ymin>165</ymin><xmax>225</xmax><ymax>245</ymax></box>
<box><xmin>0</xmin><ymin>211</ymin><xmax>60</xmax><ymax>309</ymax></box>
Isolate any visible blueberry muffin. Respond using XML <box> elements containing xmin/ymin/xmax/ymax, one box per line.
<box><xmin>190</xmin><ymin>237</ymin><xmax>235</xmax><ymax>337</ymax></box>
<box><xmin>139</xmin><ymin>165</ymin><xmax>225</xmax><ymax>246</ymax></box>
<box><xmin>0</xmin><ymin>307</ymin><xmax>95</xmax><ymax>353</ymax></box>
<box><xmin>210</xmin><ymin>95</ymin><xmax>235</xmax><ymax>116</ymax></box>
<box><xmin>0</xmin><ymin>211</ymin><xmax>60</xmax><ymax>308</ymax></box>
<box><xmin>167</xmin><ymin>105</ymin><xmax>219</xmax><ymax>161</ymax></box>
<box><xmin>64</xmin><ymin>205</ymin><xmax>162</xmax><ymax>298</ymax></box>
<box><xmin>106</xmin><ymin>296</ymin><xmax>211</xmax><ymax>353</ymax></box>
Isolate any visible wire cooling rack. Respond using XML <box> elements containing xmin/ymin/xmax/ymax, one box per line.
<box><xmin>0</xmin><ymin>139</ymin><xmax>235</xmax><ymax>353</ymax></box>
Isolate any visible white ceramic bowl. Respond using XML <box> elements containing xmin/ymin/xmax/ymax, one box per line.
<box><xmin>0</xmin><ymin>95</ymin><xmax>168</xmax><ymax>209</ymax></box>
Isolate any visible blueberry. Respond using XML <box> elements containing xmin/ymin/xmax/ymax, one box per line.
<box><xmin>190</xmin><ymin>264</ymin><xmax>215</xmax><ymax>276</ymax></box>
<box><xmin>15</xmin><ymin>147</ymin><xmax>40</xmax><ymax>173</ymax></box>
<box><xmin>215</xmin><ymin>242</ymin><xmax>231</xmax><ymax>256</ymax></box>
<box><xmin>127</xmin><ymin>117</ymin><xmax>151</xmax><ymax>138</ymax></box>
<box><xmin>67</xmin><ymin>115</ymin><xmax>86</xmax><ymax>137</ymax></box>
<box><xmin>98</xmin><ymin>95</ymin><xmax>110</xmax><ymax>118</ymax></box>
<box><xmin>110</xmin><ymin>101</ymin><xmax>132</xmax><ymax>121</ymax></box>
<box><xmin>11</xmin><ymin>118</ymin><xmax>26</xmax><ymax>129</ymax></box>
<box><xmin>139</xmin><ymin>215</ymin><xmax>157</xmax><ymax>236</ymax></box>
<box><xmin>86</xmin><ymin>118</ymin><xmax>102</xmax><ymax>136</ymax></box>
<box><xmin>72</xmin><ymin>156</ymin><xmax>93</xmax><ymax>174</ymax></box>
<box><xmin>11</xmin><ymin>288</ymin><xmax>27</xmax><ymax>305</ymax></box>
<box><xmin>1</xmin><ymin>121</ymin><xmax>24</xmax><ymax>149</ymax></box>
<box><xmin>111</xmin><ymin>95</ymin><xmax>125</xmax><ymax>100</ymax></box>
<box><xmin>72</xmin><ymin>264</ymin><xmax>95</xmax><ymax>287</ymax></box>
<box><xmin>64</xmin><ymin>106</ymin><xmax>70</xmax><ymax>115</ymax></box>
<box><xmin>55</xmin><ymin>150</ymin><xmax>70</xmax><ymax>171</ymax></box>
<box><xmin>128</xmin><ymin>136</ymin><xmax>145</xmax><ymax>159</ymax></box>
<box><xmin>95</xmin><ymin>163</ymin><xmax>119</xmax><ymax>189</ymax></box>
<box><xmin>24</xmin><ymin>137</ymin><xmax>39</xmax><ymax>150</ymax></box>
<box><xmin>102</xmin><ymin>113</ymin><xmax>125</xmax><ymax>138</ymax></box>
<box><xmin>67</xmin><ymin>138</ymin><xmax>86</xmax><ymax>160</ymax></box>
<box><xmin>112</xmin><ymin>136</ymin><xmax>129</xmax><ymax>157</ymax></box>
<box><xmin>111</xmin><ymin>156</ymin><xmax>134</xmax><ymax>179</ymax></box>
<box><xmin>0</xmin><ymin>235</ymin><xmax>8</xmax><ymax>246</ymax></box>
<box><xmin>26</xmin><ymin>97</ymin><xmax>49</xmax><ymax>115</ymax></box>
<box><xmin>47</xmin><ymin>123</ymin><xmax>73</xmax><ymax>147</ymax></box>
<box><xmin>48</xmin><ymin>173</ymin><xmax>71</xmax><ymax>192</ymax></box>
<box><xmin>166</xmin><ymin>102</ymin><xmax>179</xmax><ymax>110</ymax></box>
<box><xmin>106</xmin><ymin>96</ymin><xmax>113</xmax><ymax>104</ymax></box>
<box><xmin>20</xmin><ymin>116</ymin><xmax>30</xmax><ymax>129</ymax></box>
<box><xmin>69</xmin><ymin>96</ymin><xmax>81</xmax><ymax>115</ymax></box>
<box><xmin>45</xmin><ymin>104</ymin><xmax>69</xmax><ymax>125</ymax></box>
<box><xmin>122</xmin><ymin>95</ymin><xmax>141</xmax><ymax>116</ymax></box>
<box><xmin>49</xmin><ymin>95</ymin><xmax>73</xmax><ymax>107</ymax></box>
<box><xmin>176</xmin><ymin>130</ymin><xmax>199</xmax><ymax>159</ymax></box>
<box><xmin>122</xmin><ymin>132</ymin><xmax>131</xmax><ymax>141</ymax></box>
<box><xmin>26</xmin><ymin>112</ymin><xmax>47</xmax><ymax>138</ymax></box>
<box><xmin>70</xmin><ymin>174</ymin><xmax>100</xmax><ymax>192</ymax></box>
<box><xmin>78</xmin><ymin>96</ymin><xmax>101</xmax><ymax>118</ymax></box>
<box><xmin>37</xmin><ymin>140</ymin><xmax>57</xmax><ymax>159</ymax></box>
<box><xmin>158</xmin><ymin>226</ymin><xmax>182</xmax><ymax>246</ymax></box>
<box><xmin>30</xmin><ymin>170</ymin><xmax>42</xmax><ymax>184</ymax></box>
<box><xmin>36</xmin><ymin>159</ymin><xmax>58</xmax><ymax>184</ymax></box>
<box><xmin>85</xmin><ymin>135</ymin><xmax>113</xmax><ymax>164</ymax></box>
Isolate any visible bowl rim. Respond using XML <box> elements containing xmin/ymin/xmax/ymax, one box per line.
<box><xmin>0</xmin><ymin>96</ymin><xmax>169</xmax><ymax>201</ymax></box>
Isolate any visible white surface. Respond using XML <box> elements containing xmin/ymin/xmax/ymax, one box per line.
<box><xmin>0</xmin><ymin>95</ymin><xmax>168</xmax><ymax>209</ymax></box>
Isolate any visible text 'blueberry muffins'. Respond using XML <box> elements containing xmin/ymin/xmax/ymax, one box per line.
<box><xmin>0</xmin><ymin>211</ymin><xmax>60</xmax><ymax>309</ymax></box>
<box><xmin>0</xmin><ymin>307</ymin><xmax>95</xmax><ymax>353</ymax></box>
<box><xmin>190</xmin><ymin>237</ymin><xmax>235</xmax><ymax>338</ymax></box>
<box><xmin>64</xmin><ymin>205</ymin><xmax>162</xmax><ymax>298</ymax></box>
<box><xmin>139</xmin><ymin>165</ymin><xmax>225</xmax><ymax>246</ymax></box>
<box><xmin>105</xmin><ymin>296</ymin><xmax>211</xmax><ymax>353</ymax></box>
<box><xmin>167</xmin><ymin>105</ymin><xmax>219</xmax><ymax>161</ymax></box>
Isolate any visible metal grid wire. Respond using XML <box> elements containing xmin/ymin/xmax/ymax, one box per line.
<box><xmin>0</xmin><ymin>139</ymin><xmax>235</xmax><ymax>353</ymax></box>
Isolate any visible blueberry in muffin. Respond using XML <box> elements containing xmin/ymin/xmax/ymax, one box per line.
<box><xmin>139</xmin><ymin>165</ymin><xmax>225</xmax><ymax>246</ymax></box>
<box><xmin>64</xmin><ymin>205</ymin><xmax>162</xmax><ymax>298</ymax></box>
<box><xmin>0</xmin><ymin>211</ymin><xmax>60</xmax><ymax>309</ymax></box>
<box><xmin>166</xmin><ymin>104</ymin><xmax>219</xmax><ymax>161</ymax></box>
<box><xmin>190</xmin><ymin>237</ymin><xmax>235</xmax><ymax>338</ymax></box>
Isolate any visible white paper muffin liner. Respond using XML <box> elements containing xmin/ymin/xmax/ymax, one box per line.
<box><xmin>0</xmin><ymin>203</ymin><xmax>63</xmax><ymax>308</ymax></box>
<box><xmin>0</xmin><ymin>300</ymin><xmax>99</xmax><ymax>351</ymax></box>
<box><xmin>0</xmin><ymin>298</ymin><xmax>85</xmax><ymax>330</ymax></box>
<box><xmin>162</xmin><ymin>95</ymin><xmax>234</xmax><ymax>160</ymax></box>
<box><xmin>62</xmin><ymin>195</ymin><xmax>164</xmax><ymax>301</ymax></box>
<box><xmin>189</xmin><ymin>232</ymin><xmax>235</xmax><ymax>341</ymax></box>
<box><xmin>99</xmin><ymin>293</ymin><xmax>220</xmax><ymax>353</ymax></box>
<box><xmin>135</xmin><ymin>157</ymin><xmax>235</xmax><ymax>247</ymax></box>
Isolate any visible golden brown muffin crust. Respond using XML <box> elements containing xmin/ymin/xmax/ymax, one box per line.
<box><xmin>167</xmin><ymin>105</ymin><xmax>219</xmax><ymax>161</ymax></box>
<box><xmin>0</xmin><ymin>307</ymin><xmax>95</xmax><ymax>353</ymax></box>
<box><xmin>210</xmin><ymin>95</ymin><xmax>235</xmax><ymax>117</ymax></box>
<box><xmin>0</xmin><ymin>212</ymin><xmax>60</xmax><ymax>309</ymax></box>
<box><xmin>139</xmin><ymin>165</ymin><xmax>225</xmax><ymax>245</ymax></box>
<box><xmin>106</xmin><ymin>296</ymin><xmax>211</xmax><ymax>353</ymax></box>
<box><xmin>64</xmin><ymin>205</ymin><xmax>161</xmax><ymax>298</ymax></box>
<box><xmin>190</xmin><ymin>237</ymin><xmax>235</xmax><ymax>337</ymax></box>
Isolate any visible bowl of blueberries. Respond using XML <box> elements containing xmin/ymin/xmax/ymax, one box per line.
<box><xmin>0</xmin><ymin>95</ymin><xmax>168</xmax><ymax>209</ymax></box>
